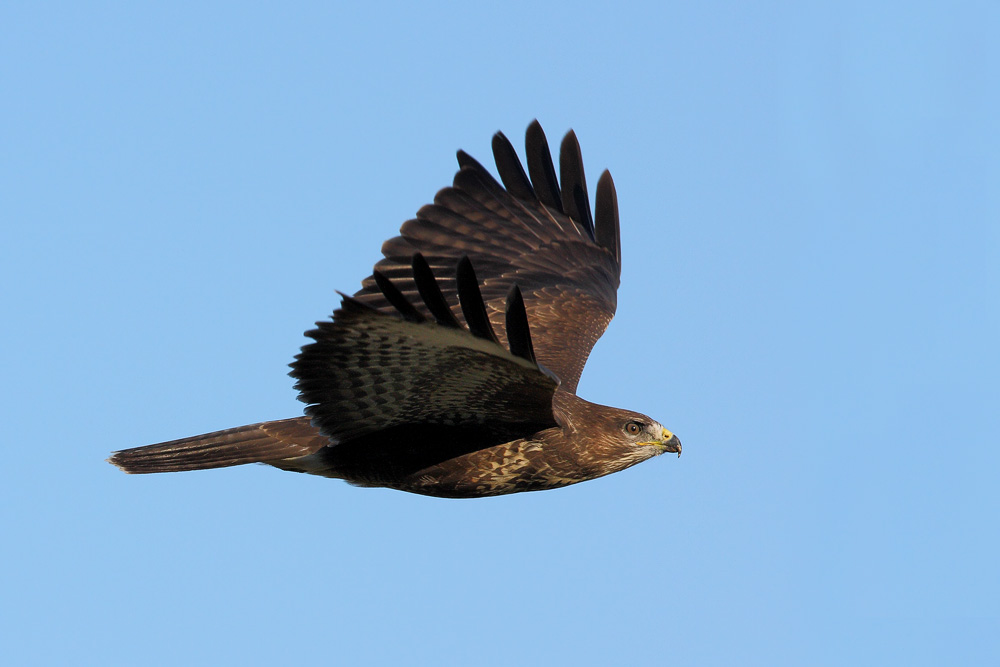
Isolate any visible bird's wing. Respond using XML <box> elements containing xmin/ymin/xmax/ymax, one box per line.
<box><xmin>353</xmin><ymin>121</ymin><xmax>621</xmax><ymax>394</ymax></box>
<box><xmin>291</xmin><ymin>256</ymin><xmax>559</xmax><ymax>445</ymax></box>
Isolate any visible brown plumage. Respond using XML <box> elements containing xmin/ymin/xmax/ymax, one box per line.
<box><xmin>108</xmin><ymin>121</ymin><xmax>681</xmax><ymax>498</ymax></box>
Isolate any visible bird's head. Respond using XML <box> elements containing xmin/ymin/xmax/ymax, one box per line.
<box><xmin>568</xmin><ymin>396</ymin><xmax>682</xmax><ymax>471</ymax></box>
<box><xmin>618</xmin><ymin>414</ymin><xmax>682</xmax><ymax>458</ymax></box>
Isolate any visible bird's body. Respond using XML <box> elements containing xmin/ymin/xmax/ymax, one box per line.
<box><xmin>109</xmin><ymin>122</ymin><xmax>681</xmax><ymax>497</ymax></box>
<box><xmin>275</xmin><ymin>392</ymin><xmax>668</xmax><ymax>498</ymax></box>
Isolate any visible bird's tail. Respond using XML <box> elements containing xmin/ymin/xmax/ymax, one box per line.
<box><xmin>108</xmin><ymin>417</ymin><xmax>328</xmax><ymax>474</ymax></box>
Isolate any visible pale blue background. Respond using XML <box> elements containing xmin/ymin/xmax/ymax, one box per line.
<box><xmin>3</xmin><ymin>2</ymin><xmax>998</xmax><ymax>665</ymax></box>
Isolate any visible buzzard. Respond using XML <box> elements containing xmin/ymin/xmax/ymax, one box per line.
<box><xmin>109</xmin><ymin>121</ymin><xmax>681</xmax><ymax>497</ymax></box>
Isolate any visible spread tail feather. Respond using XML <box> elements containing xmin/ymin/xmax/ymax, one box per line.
<box><xmin>108</xmin><ymin>417</ymin><xmax>328</xmax><ymax>474</ymax></box>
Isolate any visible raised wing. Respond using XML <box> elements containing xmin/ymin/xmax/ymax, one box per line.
<box><xmin>353</xmin><ymin>121</ymin><xmax>622</xmax><ymax>394</ymax></box>
<box><xmin>291</xmin><ymin>255</ymin><xmax>559</xmax><ymax>446</ymax></box>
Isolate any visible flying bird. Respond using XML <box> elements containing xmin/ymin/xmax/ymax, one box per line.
<box><xmin>109</xmin><ymin>121</ymin><xmax>681</xmax><ymax>497</ymax></box>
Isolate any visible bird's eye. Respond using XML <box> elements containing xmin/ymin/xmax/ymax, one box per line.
<box><xmin>625</xmin><ymin>421</ymin><xmax>643</xmax><ymax>436</ymax></box>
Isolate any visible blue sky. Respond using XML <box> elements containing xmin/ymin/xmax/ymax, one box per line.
<box><xmin>2</xmin><ymin>2</ymin><xmax>998</xmax><ymax>664</ymax></box>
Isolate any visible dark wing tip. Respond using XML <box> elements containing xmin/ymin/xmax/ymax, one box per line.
<box><xmin>373</xmin><ymin>269</ymin><xmax>425</xmax><ymax>322</ymax></box>
<box><xmin>559</xmin><ymin>129</ymin><xmax>595</xmax><ymax>240</ymax></box>
<box><xmin>456</xmin><ymin>149</ymin><xmax>481</xmax><ymax>171</ymax></box>
<box><xmin>595</xmin><ymin>169</ymin><xmax>621</xmax><ymax>274</ymax></box>
<box><xmin>504</xmin><ymin>284</ymin><xmax>536</xmax><ymax>364</ymax></box>
<box><xmin>492</xmin><ymin>131</ymin><xmax>536</xmax><ymax>201</ymax></box>
<box><xmin>411</xmin><ymin>253</ymin><xmax>461</xmax><ymax>328</ymax></box>
<box><xmin>525</xmin><ymin>120</ymin><xmax>563</xmax><ymax>213</ymax></box>
<box><xmin>455</xmin><ymin>255</ymin><xmax>500</xmax><ymax>344</ymax></box>
<box><xmin>456</xmin><ymin>147</ymin><xmax>508</xmax><ymax>200</ymax></box>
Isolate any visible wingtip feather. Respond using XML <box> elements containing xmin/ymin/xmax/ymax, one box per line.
<box><xmin>492</xmin><ymin>131</ymin><xmax>536</xmax><ymax>201</ymax></box>
<box><xmin>504</xmin><ymin>284</ymin><xmax>537</xmax><ymax>364</ymax></box>
<box><xmin>412</xmin><ymin>253</ymin><xmax>461</xmax><ymax>328</ymax></box>
<box><xmin>595</xmin><ymin>169</ymin><xmax>621</xmax><ymax>273</ymax></box>
<box><xmin>456</xmin><ymin>255</ymin><xmax>501</xmax><ymax>344</ymax></box>
<box><xmin>559</xmin><ymin>130</ymin><xmax>595</xmax><ymax>240</ymax></box>
<box><xmin>525</xmin><ymin>121</ymin><xmax>563</xmax><ymax>213</ymax></box>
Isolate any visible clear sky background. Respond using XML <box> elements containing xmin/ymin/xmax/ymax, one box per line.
<box><xmin>2</xmin><ymin>2</ymin><xmax>998</xmax><ymax>665</ymax></box>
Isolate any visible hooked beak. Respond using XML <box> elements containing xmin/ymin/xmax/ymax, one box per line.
<box><xmin>641</xmin><ymin>428</ymin><xmax>682</xmax><ymax>457</ymax></box>
<box><xmin>659</xmin><ymin>429</ymin><xmax>682</xmax><ymax>457</ymax></box>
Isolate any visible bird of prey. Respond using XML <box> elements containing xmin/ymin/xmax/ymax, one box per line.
<box><xmin>109</xmin><ymin>121</ymin><xmax>681</xmax><ymax>498</ymax></box>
